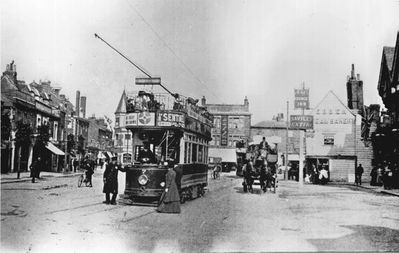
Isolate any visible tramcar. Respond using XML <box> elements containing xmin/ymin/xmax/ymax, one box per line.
<box><xmin>120</xmin><ymin>91</ymin><xmax>213</xmax><ymax>204</ymax></box>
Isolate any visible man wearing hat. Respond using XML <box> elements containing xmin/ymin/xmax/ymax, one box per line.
<box><xmin>103</xmin><ymin>156</ymin><xmax>124</xmax><ymax>205</ymax></box>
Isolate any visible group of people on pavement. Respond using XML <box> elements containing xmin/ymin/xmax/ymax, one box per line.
<box><xmin>370</xmin><ymin>162</ymin><xmax>398</xmax><ymax>190</ymax></box>
<box><xmin>309</xmin><ymin>164</ymin><xmax>329</xmax><ymax>185</ymax></box>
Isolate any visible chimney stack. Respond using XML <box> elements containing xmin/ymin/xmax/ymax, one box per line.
<box><xmin>201</xmin><ymin>96</ymin><xmax>206</xmax><ymax>106</ymax></box>
<box><xmin>80</xmin><ymin>96</ymin><xmax>87</xmax><ymax>118</ymax></box>
<box><xmin>76</xmin><ymin>90</ymin><xmax>80</xmax><ymax>117</ymax></box>
<box><xmin>346</xmin><ymin>64</ymin><xmax>363</xmax><ymax>111</ymax></box>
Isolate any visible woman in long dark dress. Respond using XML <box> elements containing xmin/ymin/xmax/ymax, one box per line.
<box><xmin>157</xmin><ymin>168</ymin><xmax>181</xmax><ymax>213</ymax></box>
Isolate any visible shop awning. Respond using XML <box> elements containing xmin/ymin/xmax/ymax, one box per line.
<box><xmin>209</xmin><ymin>148</ymin><xmax>237</xmax><ymax>163</ymax></box>
<box><xmin>106</xmin><ymin>152</ymin><xmax>113</xmax><ymax>158</ymax></box>
<box><xmin>46</xmin><ymin>142</ymin><xmax>65</xmax><ymax>156</ymax></box>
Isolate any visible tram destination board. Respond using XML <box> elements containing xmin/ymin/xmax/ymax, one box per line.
<box><xmin>290</xmin><ymin>115</ymin><xmax>313</xmax><ymax>129</ymax></box>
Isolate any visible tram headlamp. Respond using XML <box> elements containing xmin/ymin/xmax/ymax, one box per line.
<box><xmin>160</xmin><ymin>182</ymin><xmax>165</xmax><ymax>187</ymax></box>
<box><xmin>138</xmin><ymin>175</ymin><xmax>149</xmax><ymax>185</ymax></box>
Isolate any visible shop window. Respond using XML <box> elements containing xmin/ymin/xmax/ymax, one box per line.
<box><xmin>324</xmin><ymin>136</ymin><xmax>334</xmax><ymax>145</ymax></box>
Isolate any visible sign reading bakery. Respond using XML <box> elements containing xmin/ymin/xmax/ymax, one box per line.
<box><xmin>312</xmin><ymin>91</ymin><xmax>355</xmax><ymax>133</ymax></box>
<box><xmin>157</xmin><ymin>112</ymin><xmax>185</xmax><ymax>127</ymax></box>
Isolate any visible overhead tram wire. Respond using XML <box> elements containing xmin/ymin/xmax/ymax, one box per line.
<box><xmin>94</xmin><ymin>33</ymin><xmax>178</xmax><ymax>98</ymax></box>
<box><xmin>123</xmin><ymin>0</ymin><xmax>220</xmax><ymax>102</ymax></box>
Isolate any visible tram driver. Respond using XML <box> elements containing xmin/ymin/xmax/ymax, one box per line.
<box><xmin>138</xmin><ymin>142</ymin><xmax>157</xmax><ymax>164</ymax></box>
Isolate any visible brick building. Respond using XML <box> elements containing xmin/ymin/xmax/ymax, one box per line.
<box><xmin>1</xmin><ymin>62</ymin><xmax>71</xmax><ymax>173</ymax></box>
<box><xmin>250</xmin><ymin>119</ymin><xmax>302</xmax><ymax>167</ymax></box>
<box><xmin>202</xmin><ymin>96</ymin><xmax>251</xmax><ymax>164</ymax></box>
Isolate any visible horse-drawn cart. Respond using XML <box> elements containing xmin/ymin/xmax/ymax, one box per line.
<box><xmin>242</xmin><ymin>143</ymin><xmax>278</xmax><ymax>194</ymax></box>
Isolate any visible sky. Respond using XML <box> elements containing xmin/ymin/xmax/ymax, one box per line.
<box><xmin>2</xmin><ymin>0</ymin><xmax>399</xmax><ymax>124</ymax></box>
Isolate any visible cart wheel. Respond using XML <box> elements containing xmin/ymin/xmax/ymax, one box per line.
<box><xmin>78</xmin><ymin>175</ymin><xmax>83</xmax><ymax>187</ymax></box>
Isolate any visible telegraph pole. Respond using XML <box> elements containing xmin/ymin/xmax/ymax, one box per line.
<box><xmin>285</xmin><ymin>100</ymin><xmax>289</xmax><ymax>180</ymax></box>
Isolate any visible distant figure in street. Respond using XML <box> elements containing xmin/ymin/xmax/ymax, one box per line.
<box><xmin>73</xmin><ymin>159</ymin><xmax>79</xmax><ymax>172</ymax></box>
<box><xmin>157</xmin><ymin>166</ymin><xmax>181</xmax><ymax>213</ymax></box>
<box><xmin>383</xmin><ymin>163</ymin><xmax>393</xmax><ymax>190</ymax></box>
<box><xmin>103</xmin><ymin>156</ymin><xmax>124</xmax><ymax>205</ymax></box>
<box><xmin>370</xmin><ymin>167</ymin><xmax>377</xmax><ymax>186</ymax></box>
<box><xmin>355</xmin><ymin>164</ymin><xmax>364</xmax><ymax>186</ymax></box>
<box><xmin>30</xmin><ymin>157</ymin><xmax>41</xmax><ymax>183</ymax></box>
<box><xmin>83</xmin><ymin>157</ymin><xmax>94</xmax><ymax>187</ymax></box>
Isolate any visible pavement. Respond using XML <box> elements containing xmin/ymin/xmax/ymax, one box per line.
<box><xmin>0</xmin><ymin>170</ymin><xmax>83</xmax><ymax>184</ymax></box>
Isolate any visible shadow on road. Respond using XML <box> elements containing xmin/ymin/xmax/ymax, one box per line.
<box><xmin>308</xmin><ymin>225</ymin><xmax>399</xmax><ymax>252</ymax></box>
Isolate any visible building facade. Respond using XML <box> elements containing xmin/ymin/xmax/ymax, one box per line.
<box><xmin>375</xmin><ymin>31</ymin><xmax>399</xmax><ymax>171</ymax></box>
<box><xmin>1</xmin><ymin>62</ymin><xmax>71</xmax><ymax>173</ymax></box>
<box><xmin>250</xmin><ymin>119</ymin><xmax>302</xmax><ymax>167</ymax></box>
<box><xmin>201</xmin><ymin>96</ymin><xmax>251</xmax><ymax>165</ymax></box>
<box><xmin>305</xmin><ymin>90</ymin><xmax>374</xmax><ymax>182</ymax></box>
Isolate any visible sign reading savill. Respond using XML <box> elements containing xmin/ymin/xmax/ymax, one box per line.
<box><xmin>290</xmin><ymin>115</ymin><xmax>313</xmax><ymax>129</ymax></box>
<box><xmin>220</xmin><ymin>115</ymin><xmax>228</xmax><ymax>146</ymax></box>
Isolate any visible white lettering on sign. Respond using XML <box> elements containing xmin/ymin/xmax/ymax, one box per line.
<box><xmin>126</xmin><ymin>113</ymin><xmax>138</xmax><ymax>126</ymax></box>
<box><xmin>157</xmin><ymin>112</ymin><xmax>184</xmax><ymax>127</ymax></box>
<box><xmin>314</xmin><ymin>118</ymin><xmax>354</xmax><ymax>124</ymax></box>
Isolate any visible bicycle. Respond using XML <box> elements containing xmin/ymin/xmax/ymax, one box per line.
<box><xmin>78</xmin><ymin>170</ymin><xmax>93</xmax><ymax>187</ymax></box>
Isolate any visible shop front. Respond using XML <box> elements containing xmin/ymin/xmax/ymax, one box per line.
<box><xmin>305</xmin><ymin>91</ymin><xmax>373</xmax><ymax>183</ymax></box>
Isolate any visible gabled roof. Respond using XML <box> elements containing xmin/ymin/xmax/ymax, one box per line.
<box><xmin>1</xmin><ymin>75</ymin><xmax>18</xmax><ymax>91</ymax></box>
<box><xmin>383</xmin><ymin>46</ymin><xmax>395</xmax><ymax>73</ymax></box>
<box><xmin>115</xmin><ymin>90</ymin><xmax>127</xmax><ymax>114</ymax></box>
<box><xmin>312</xmin><ymin>90</ymin><xmax>355</xmax><ymax>116</ymax></box>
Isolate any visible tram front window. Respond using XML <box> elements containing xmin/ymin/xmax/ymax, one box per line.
<box><xmin>138</xmin><ymin>142</ymin><xmax>157</xmax><ymax>164</ymax></box>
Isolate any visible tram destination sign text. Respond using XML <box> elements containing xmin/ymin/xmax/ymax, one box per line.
<box><xmin>290</xmin><ymin>115</ymin><xmax>313</xmax><ymax>129</ymax></box>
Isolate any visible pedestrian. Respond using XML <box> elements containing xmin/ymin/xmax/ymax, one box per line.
<box><xmin>84</xmin><ymin>158</ymin><xmax>94</xmax><ymax>187</ymax></box>
<box><xmin>355</xmin><ymin>164</ymin><xmax>364</xmax><ymax>186</ymax></box>
<box><xmin>29</xmin><ymin>157</ymin><xmax>41</xmax><ymax>183</ymax></box>
<box><xmin>73</xmin><ymin>159</ymin><xmax>78</xmax><ymax>172</ymax></box>
<box><xmin>319</xmin><ymin>166</ymin><xmax>328</xmax><ymax>185</ymax></box>
<box><xmin>157</xmin><ymin>165</ymin><xmax>181</xmax><ymax>213</ymax></box>
<box><xmin>383</xmin><ymin>162</ymin><xmax>393</xmax><ymax>190</ymax></box>
<box><xmin>376</xmin><ymin>164</ymin><xmax>384</xmax><ymax>186</ymax></box>
<box><xmin>103</xmin><ymin>156</ymin><xmax>124</xmax><ymax>205</ymax></box>
<box><xmin>370</xmin><ymin>167</ymin><xmax>377</xmax><ymax>186</ymax></box>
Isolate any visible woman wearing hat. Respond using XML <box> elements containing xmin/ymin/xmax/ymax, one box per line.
<box><xmin>157</xmin><ymin>163</ymin><xmax>181</xmax><ymax>213</ymax></box>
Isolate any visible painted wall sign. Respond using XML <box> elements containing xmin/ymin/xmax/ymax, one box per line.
<box><xmin>290</xmin><ymin>115</ymin><xmax>314</xmax><ymax>129</ymax></box>
<box><xmin>220</xmin><ymin>115</ymin><xmax>229</xmax><ymax>146</ymax></box>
